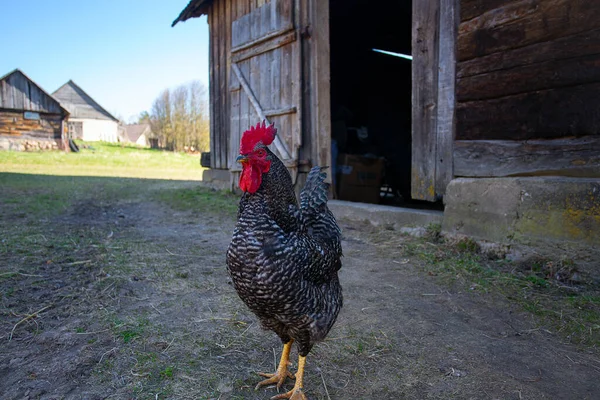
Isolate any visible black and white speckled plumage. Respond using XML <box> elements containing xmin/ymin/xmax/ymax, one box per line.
<box><xmin>226</xmin><ymin>146</ymin><xmax>343</xmax><ymax>357</ymax></box>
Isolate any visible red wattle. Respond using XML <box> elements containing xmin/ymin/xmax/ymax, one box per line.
<box><xmin>239</xmin><ymin>165</ymin><xmax>262</xmax><ymax>193</ymax></box>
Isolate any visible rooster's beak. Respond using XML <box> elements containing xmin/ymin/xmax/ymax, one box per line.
<box><xmin>236</xmin><ymin>155</ymin><xmax>249</xmax><ymax>165</ymax></box>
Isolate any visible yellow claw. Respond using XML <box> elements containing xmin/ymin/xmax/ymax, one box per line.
<box><xmin>270</xmin><ymin>355</ymin><xmax>307</xmax><ymax>400</ymax></box>
<box><xmin>255</xmin><ymin>341</ymin><xmax>295</xmax><ymax>390</ymax></box>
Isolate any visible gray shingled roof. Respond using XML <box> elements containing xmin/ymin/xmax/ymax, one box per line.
<box><xmin>52</xmin><ymin>81</ymin><xmax>118</xmax><ymax>121</ymax></box>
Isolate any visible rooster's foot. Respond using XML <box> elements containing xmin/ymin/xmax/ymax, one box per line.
<box><xmin>255</xmin><ymin>361</ymin><xmax>295</xmax><ymax>390</ymax></box>
<box><xmin>255</xmin><ymin>341</ymin><xmax>295</xmax><ymax>390</ymax></box>
<box><xmin>269</xmin><ymin>354</ymin><xmax>308</xmax><ymax>400</ymax></box>
<box><xmin>271</xmin><ymin>387</ymin><xmax>307</xmax><ymax>400</ymax></box>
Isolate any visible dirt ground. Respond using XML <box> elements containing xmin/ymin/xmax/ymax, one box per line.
<box><xmin>1</xmin><ymin>176</ymin><xmax>599</xmax><ymax>399</ymax></box>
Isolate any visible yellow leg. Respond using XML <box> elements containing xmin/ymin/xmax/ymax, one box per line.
<box><xmin>255</xmin><ymin>341</ymin><xmax>295</xmax><ymax>390</ymax></box>
<box><xmin>271</xmin><ymin>355</ymin><xmax>307</xmax><ymax>400</ymax></box>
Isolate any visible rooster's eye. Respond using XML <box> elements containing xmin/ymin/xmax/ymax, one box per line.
<box><xmin>257</xmin><ymin>149</ymin><xmax>266</xmax><ymax>157</ymax></box>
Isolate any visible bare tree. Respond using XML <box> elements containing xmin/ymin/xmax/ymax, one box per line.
<box><xmin>148</xmin><ymin>81</ymin><xmax>209</xmax><ymax>152</ymax></box>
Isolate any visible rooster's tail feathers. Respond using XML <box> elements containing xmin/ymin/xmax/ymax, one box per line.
<box><xmin>300</xmin><ymin>166</ymin><xmax>329</xmax><ymax>213</ymax></box>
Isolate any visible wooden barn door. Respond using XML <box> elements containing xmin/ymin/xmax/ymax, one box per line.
<box><xmin>229</xmin><ymin>0</ymin><xmax>301</xmax><ymax>183</ymax></box>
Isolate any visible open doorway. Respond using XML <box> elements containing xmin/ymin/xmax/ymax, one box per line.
<box><xmin>329</xmin><ymin>0</ymin><xmax>440</xmax><ymax>209</ymax></box>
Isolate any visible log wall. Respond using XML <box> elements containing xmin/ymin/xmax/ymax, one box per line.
<box><xmin>456</xmin><ymin>0</ymin><xmax>600</xmax><ymax>140</ymax></box>
<box><xmin>0</xmin><ymin>110</ymin><xmax>62</xmax><ymax>139</ymax></box>
<box><xmin>0</xmin><ymin>110</ymin><xmax>64</xmax><ymax>151</ymax></box>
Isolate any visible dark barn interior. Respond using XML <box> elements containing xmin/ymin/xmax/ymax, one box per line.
<box><xmin>329</xmin><ymin>0</ymin><xmax>413</xmax><ymax>204</ymax></box>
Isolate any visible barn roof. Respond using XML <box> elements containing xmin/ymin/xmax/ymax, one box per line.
<box><xmin>124</xmin><ymin>123</ymin><xmax>151</xmax><ymax>142</ymax></box>
<box><xmin>172</xmin><ymin>0</ymin><xmax>211</xmax><ymax>26</ymax></box>
<box><xmin>0</xmin><ymin>69</ymin><xmax>69</xmax><ymax>116</ymax></box>
<box><xmin>52</xmin><ymin>81</ymin><xmax>119</xmax><ymax>122</ymax></box>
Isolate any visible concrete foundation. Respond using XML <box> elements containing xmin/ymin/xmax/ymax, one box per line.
<box><xmin>329</xmin><ymin>200</ymin><xmax>443</xmax><ymax>230</ymax></box>
<box><xmin>443</xmin><ymin>177</ymin><xmax>600</xmax><ymax>248</ymax></box>
<box><xmin>201</xmin><ymin>168</ymin><xmax>231</xmax><ymax>190</ymax></box>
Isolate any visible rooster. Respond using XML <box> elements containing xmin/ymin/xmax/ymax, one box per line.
<box><xmin>226</xmin><ymin>122</ymin><xmax>343</xmax><ymax>400</ymax></box>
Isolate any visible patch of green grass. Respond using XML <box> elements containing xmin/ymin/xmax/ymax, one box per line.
<box><xmin>120</xmin><ymin>329</ymin><xmax>140</xmax><ymax>343</ymax></box>
<box><xmin>526</xmin><ymin>275</ymin><xmax>549</xmax><ymax>287</ymax></box>
<box><xmin>160</xmin><ymin>366</ymin><xmax>174</xmax><ymax>379</ymax></box>
<box><xmin>0</xmin><ymin>141</ymin><xmax>204</xmax><ymax>180</ymax></box>
<box><xmin>404</xmin><ymin>237</ymin><xmax>600</xmax><ymax>346</ymax></box>
<box><xmin>425</xmin><ymin>223</ymin><xmax>442</xmax><ymax>241</ymax></box>
<box><xmin>154</xmin><ymin>186</ymin><xmax>238</xmax><ymax>216</ymax></box>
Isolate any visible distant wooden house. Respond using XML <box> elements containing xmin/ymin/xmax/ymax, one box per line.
<box><xmin>173</xmin><ymin>0</ymin><xmax>600</xmax><ymax>249</ymax></box>
<box><xmin>0</xmin><ymin>69</ymin><xmax>69</xmax><ymax>151</ymax></box>
<box><xmin>52</xmin><ymin>80</ymin><xmax>119</xmax><ymax>142</ymax></box>
<box><xmin>122</xmin><ymin>123</ymin><xmax>153</xmax><ymax>147</ymax></box>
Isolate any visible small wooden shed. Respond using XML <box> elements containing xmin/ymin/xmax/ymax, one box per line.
<box><xmin>0</xmin><ymin>69</ymin><xmax>69</xmax><ymax>151</ymax></box>
<box><xmin>173</xmin><ymin>0</ymin><xmax>600</xmax><ymax>205</ymax></box>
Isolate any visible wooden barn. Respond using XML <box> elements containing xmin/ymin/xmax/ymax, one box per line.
<box><xmin>52</xmin><ymin>81</ymin><xmax>120</xmax><ymax>143</ymax></box>
<box><xmin>173</xmin><ymin>0</ymin><xmax>600</xmax><ymax>248</ymax></box>
<box><xmin>0</xmin><ymin>69</ymin><xmax>69</xmax><ymax>151</ymax></box>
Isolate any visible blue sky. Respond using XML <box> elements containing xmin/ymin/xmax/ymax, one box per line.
<box><xmin>1</xmin><ymin>0</ymin><xmax>209</xmax><ymax>122</ymax></box>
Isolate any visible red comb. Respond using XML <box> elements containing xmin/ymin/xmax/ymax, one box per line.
<box><xmin>240</xmin><ymin>121</ymin><xmax>276</xmax><ymax>154</ymax></box>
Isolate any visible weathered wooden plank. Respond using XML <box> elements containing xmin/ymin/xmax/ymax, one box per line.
<box><xmin>460</xmin><ymin>0</ymin><xmax>513</xmax><ymax>22</ymax></box>
<box><xmin>237</xmin><ymin>0</ymin><xmax>251</xmax><ymax>168</ymax></box>
<box><xmin>435</xmin><ymin>0</ymin><xmax>459</xmax><ymax>197</ymax></box>
<box><xmin>29</xmin><ymin>81</ymin><xmax>41</xmax><ymax>112</ymax></box>
<box><xmin>259</xmin><ymin>0</ymin><xmax>270</xmax><ymax>37</ymax></box>
<box><xmin>412</xmin><ymin>0</ymin><xmax>440</xmax><ymax>201</ymax></box>
<box><xmin>289</xmin><ymin>0</ymin><xmax>301</xmax><ymax>164</ymax></box>
<box><xmin>23</xmin><ymin>81</ymin><xmax>31</xmax><ymax>111</ymax></box>
<box><xmin>270</xmin><ymin>35</ymin><xmax>280</xmax><ymax>113</ymax></box>
<box><xmin>229</xmin><ymin>82</ymin><xmax>241</xmax><ymax>172</ymax></box>
<box><xmin>454</xmin><ymin>137</ymin><xmax>600</xmax><ymax>177</ymax></box>
<box><xmin>456</xmin><ymin>82</ymin><xmax>600</xmax><ymax>140</ymax></box>
<box><xmin>259</xmin><ymin>51</ymin><xmax>271</xmax><ymax>112</ymax></box>
<box><xmin>458</xmin><ymin>53</ymin><xmax>600</xmax><ymax>102</ymax></box>
<box><xmin>264</xmin><ymin>106</ymin><xmax>296</xmax><ymax>117</ymax></box>
<box><xmin>231</xmin><ymin>25</ymin><xmax>294</xmax><ymax>53</ymax></box>
<box><xmin>298</xmin><ymin>0</ymin><xmax>330</xmax><ymax>180</ymax></box>
<box><xmin>458</xmin><ymin>28</ymin><xmax>600</xmax><ymax>78</ymax></box>
<box><xmin>222</xmin><ymin>0</ymin><xmax>232</xmax><ymax>169</ymax></box>
<box><xmin>231</xmin><ymin>30</ymin><xmax>296</xmax><ymax>63</ymax></box>
<box><xmin>458</xmin><ymin>0</ymin><xmax>600</xmax><ymax>61</ymax></box>
<box><xmin>239</xmin><ymin>59</ymin><xmax>251</xmax><ymax>165</ymax></box>
<box><xmin>209</xmin><ymin>4</ymin><xmax>219</xmax><ymax>167</ymax></box>
<box><xmin>231</xmin><ymin>0</ymin><xmax>293</xmax><ymax>49</ymax></box>
<box><xmin>258</xmin><ymin>1</ymin><xmax>271</xmax><ymax>114</ymax></box>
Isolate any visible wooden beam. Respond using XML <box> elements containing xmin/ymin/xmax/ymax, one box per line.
<box><xmin>458</xmin><ymin>53</ymin><xmax>600</xmax><ymax>102</ymax></box>
<box><xmin>458</xmin><ymin>0</ymin><xmax>600</xmax><ymax>62</ymax></box>
<box><xmin>457</xmin><ymin>28</ymin><xmax>600</xmax><ymax>79</ymax></box>
<box><xmin>264</xmin><ymin>106</ymin><xmax>297</xmax><ymax>117</ymax></box>
<box><xmin>232</xmin><ymin>30</ymin><xmax>296</xmax><ymax>63</ymax></box>
<box><xmin>454</xmin><ymin>137</ymin><xmax>600</xmax><ymax>177</ymax></box>
<box><xmin>435</xmin><ymin>0</ymin><xmax>458</xmax><ymax>197</ymax></box>
<box><xmin>231</xmin><ymin>27</ymin><xmax>295</xmax><ymax>55</ymax></box>
<box><xmin>412</xmin><ymin>0</ymin><xmax>440</xmax><ymax>201</ymax></box>
<box><xmin>456</xmin><ymin>82</ymin><xmax>600</xmax><ymax>140</ymax></box>
<box><xmin>460</xmin><ymin>0</ymin><xmax>512</xmax><ymax>22</ymax></box>
<box><xmin>310</xmin><ymin>0</ymin><xmax>332</xmax><ymax>180</ymax></box>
